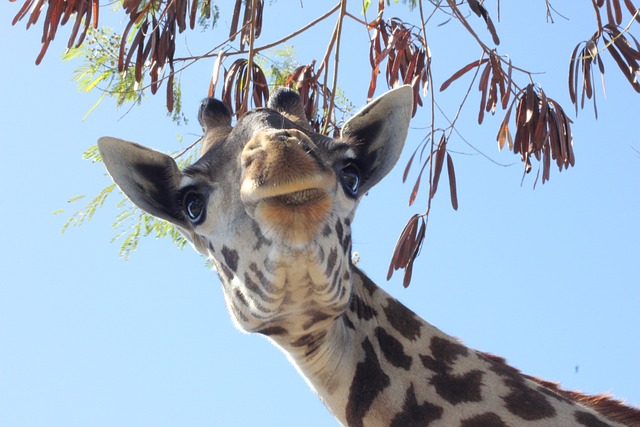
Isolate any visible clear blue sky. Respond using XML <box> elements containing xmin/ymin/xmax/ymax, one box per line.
<box><xmin>1</xmin><ymin>2</ymin><xmax>638</xmax><ymax>426</ymax></box>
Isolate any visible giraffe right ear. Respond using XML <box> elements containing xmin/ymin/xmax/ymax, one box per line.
<box><xmin>98</xmin><ymin>137</ymin><xmax>187</xmax><ymax>226</ymax></box>
<box><xmin>340</xmin><ymin>85</ymin><xmax>413</xmax><ymax>195</ymax></box>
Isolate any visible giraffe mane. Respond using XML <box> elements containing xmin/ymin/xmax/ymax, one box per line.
<box><xmin>479</xmin><ymin>352</ymin><xmax>640</xmax><ymax>426</ymax></box>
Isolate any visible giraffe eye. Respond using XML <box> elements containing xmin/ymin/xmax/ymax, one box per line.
<box><xmin>183</xmin><ymin>190</ymin><xmax>205</xmax><ymax>223</ymax></box>
<box><xmin>340</xmin><ymin>163</ymin><xmax>361</xmax><ymax>197</ymax></box>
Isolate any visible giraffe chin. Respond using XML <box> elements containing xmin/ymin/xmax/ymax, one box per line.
<box><xmin>252</xmin><ymin>192</ymin><xmax>333</xmax><ymax>248</ymax></box>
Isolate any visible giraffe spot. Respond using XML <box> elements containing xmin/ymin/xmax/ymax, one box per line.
<box><xmin>248</xmin><ymin>263</ymin><xmax>279</xmax><ymax>295</ymax></box>
<box><xmin>382</xmin><ymin>297</ymin><xmax>423</xmax><ymax>341</ymax></box>
<box><xmin>427</xmin><ymin>336</ymin><xmax>469</xmax><ymax>365</ymax></box>
<box><xmin>346</xmin><ymin>338</ymin><xmax>390</xmax><ymax>427</ymax></box>
<box><xmin>349</xmin><ymin>294</ymin><xmax>377</xmax><ymax>321</ymax></box>
<box><xmin>339</xmin><ymin>283</ymin><xmax>347</xmax><ymax>301</ymax></box>
<box><xmin>335</xmin><ymin>219</ymin><xmax>344</xmax><ymax>245</ymax></box>
<box><xmin>330</xmin><ymin>264</ymin><xmax>342</xmax><ymax>293</ymax></box>
<box><xmin>290</xmin><ymin>331</ymin><xmax>328</xmax><ymax>358</ymax></box>
<box><xmin>290</xmin><ymin>333</ymin><xmax>316</xmax><ymax>347</ymax></box>
<box><xmin>325</xmin><ymin>247</ymin><xmax>338</xmax><ymax>277</ymax></box>
<box><xmin>502</xmin><ymin>377</ymin><xmax>556</xmax><ymax>420</ymax></box>
<box><xmin>375</xmin><ymin>327</ymin><xmax>412</xmax><ymax>370</ymax></box>
<box><xmin>221</xmin><ymin>245</ymin><xmax>239</xmax><ymax>272</ymax></box>
<box><xmin>574</xmin><ymin>410</ymin><xmax>614</xmax><ymax>427</ymax></box>
<box><xmin>217</xmin><ymin>263</ymin><xmax>234</xmax><ymax>281</ymax></box>
<box><xmin>304</xmin><ymin>333</ymin><xmax>328</xmax><ymax>358</ymax></box>
<box><xmin>485</xmin><ymin>354</ymin><xmax>557</xmax><ymax>421</ymax></box>
<box><xmin>460</xmin><ymin>412</ymin><xmax>508</xmax><ymax>427</ymax></box>
<box><xmin>420</xmin><ymin>337</ymin><xmax>483</xmax><ymax>405</ymax></box>
<box><xmin>234</xmin><ymin>289</ymin><xmax>248</xmax><ymax>307</ymax></box>
<box><xmin>389</xmin><ymin>384</ymin><xmax>443</xmax><ymax>427</ymax></box>
<box><xmin>355</xmin><ymin>269</ymin><xmax>378</xmax><ymax>296</ymax></box>
<box><xmin>342</xmin><ymin>313</ymin><xmax>356</xmax><ymax>330</ymax></box>
<box><xmin>430</xmin><ymin>369</ymin><xmax>484</xmax><ymax>405</ymax></box>
<box><xmin>302</xmin><ymin>310</ymin><xmax>333</xmax><ymax>330</ymax></box>
<box><xmin>342</xmin><ymin>232</ymin><xmax>352</xmax><ymax>254</ymax></box>
<box><xmin>332</xmin><ymin>218</ymin><xmax>351</xmax><ymax>253</ymax></box>
<box><xmin>244</xmin><ymin>272</ymin><xmax>278</xmax><ymax>304</ymax></box>
<box><xmin>328</xmin><ymin>270</ymin><xmax>344</xmax><ymax>303</ymax></box>
<box><xmin>257</xmin><ymin>326</ymin><xmax>288</xmax><ymax>336</ymax></box>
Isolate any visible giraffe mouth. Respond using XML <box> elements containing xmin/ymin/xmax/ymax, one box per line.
<box><xmin>241</xmin><ymin>175</ymin><xmax>332</xmax><ymax>206</ymax></box>
<box><xmin>267</xmin><ymin>188</ymin><xmax>326</xmax><ymax>206</ymax></box>
<box><xmin>241</xmin><ymin>176</ymin><xmax>335</xmax><ymax>246</ymax></box>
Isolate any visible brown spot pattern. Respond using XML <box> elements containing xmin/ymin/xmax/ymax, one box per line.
<box><xmin>302</xmin><ymin>310</ymin><xmax>333</xmax><ymax>330</ymax></box>
<box><xmin>325</xmin><ymin>247</ymin><xmax>338</xmax><ymax>277</ymax></box>
<box><xmin>356</xmin><ymin>269</ymin><xmax>378</xmax><ymax>296</ymax></box>
<box><xmin>218</xmin><ymin>262</ymin><xmax>234</xmax><ymax>281</ymax></box>
<box><xmin>486</xmin><ymin>355</ymin><xmax>556</xmax><ymax>421</ymax></box>
<box><xmin>375</xmin><ymin>327</ymin><xmax>412</xmax><ymax>370</ymax></box>
<box><xmin>460</xmin><ymin>412</ymin><xmax>508</xmax><ymax>427</ymax></box>
<box><xmin>257</xmin><ymin>326</ymin><xmax>288</xmax><ymax>336</ymax></box>
<box><xmin>335</xmin><ymin>219</ymin><xmax>344</xmax><ymax>246</ymax></box>
<box><xmin>575</xmin><ymin>411</ymin><xmax>614</xmax><ymax>427</ymax></box>
<box><xmin>382</xmin><ymin>297</ymin><xmax>422</xmax><ymax>341</ymax></box>
<box><xmin>389</xmin><ymin>384</ymin><xmax>443</xmax><ymax>427</ymax></box>
<box><xmin>342</xmin><ymin>313</ymin><xmax>356</xmax><ymax>330</ymax></box>
<box><xmin>346</xmin><ymin>338</ymin><xmax>390</xmax><ymax>427</ymax></box>
<box><xmin>349</xmin><ymin>294</ymin><xmax>376</xmax><ymax>321</ymax></box>
<box><xmin>221</xmin><ymin>245</ymin><xmax>239</xmax><ymax>272</ymax></box>
<box><xmin>420</xmin><ymin>337</ymin><xmax>483</xmax><ymax>405</ymax></box>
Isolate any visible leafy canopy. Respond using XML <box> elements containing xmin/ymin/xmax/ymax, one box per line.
<box><xmin>11</xmin><ymin>0</ymin><xmax>640</xmax><ymax>285</ymax></box>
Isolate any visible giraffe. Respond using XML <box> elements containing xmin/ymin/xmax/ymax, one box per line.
<box><xmin>97</xmin><ymin>86</ymin><xmax>639</xmax><ymax>427</ymax></box>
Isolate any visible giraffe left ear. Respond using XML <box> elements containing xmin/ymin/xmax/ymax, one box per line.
<box><xmin>340</xmin><ymin>85</ymin><xmax>413</xmax><ymax>194</ymax></box>
<box><xmin>97</xmin><ymin>137</ymin><xmax>187</xmax><ymax>226</ymax></box>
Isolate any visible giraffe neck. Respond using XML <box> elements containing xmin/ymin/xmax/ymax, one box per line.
<box><xmin>272</xmin><ymin>267</ymin><xmax>631</xmax><ymax>427</ymax></box>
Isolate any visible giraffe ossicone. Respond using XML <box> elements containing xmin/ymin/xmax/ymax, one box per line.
<box><xmin>98</xmin><ymin>86</ymin><xmax>639</xmax><ymax>426</ymax></box>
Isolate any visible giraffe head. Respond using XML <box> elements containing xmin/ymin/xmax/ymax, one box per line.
<box><xmin>98</xmin><ymin>86</ymin><xmax>412</xmax><ymax>342</ymax></box>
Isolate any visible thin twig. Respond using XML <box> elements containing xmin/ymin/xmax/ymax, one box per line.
<box><xmin>173</xmin><ymin>3</ymin><xmax>340</xmax><ymax>63</ymax></box>
<box><xmin>418</xmin><ymin>0</ymin><xmax>436</xmax><ymax>218</ymax></box>
<box><xmin>317</xmin><ymin>13</ymin><xmax>340</xmax><ymax>79</ymax></box>
<box><xmin>322</xmin><ymin>0</ymin><xmax>346</xmax><ymax>135</ymax></box>
<box><xmin>174</xmin><ymin>136</ymin><xmax>204</xmax><ymax>159</ymax></box>
<box><xmin>244</xmin><ymin>0</ymin><xmax>258</xmax><ymax>112</ymax></box>
<box><xmin>344</xmin><ymin>11</ymin><xmax>367</xmax><ymax>26</ymax></box>
<box><xmin>434</xmin><ymin>99</ymin><xmax>515</xmax><ymax>167</ymax></box>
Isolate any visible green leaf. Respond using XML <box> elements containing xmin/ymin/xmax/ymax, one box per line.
<box><xmin>85</xmin><ymin>72</ymin><xmax>109</xmax><ymax>92</ymax></box>
<box><xmin>62</xmin><ymin>184</ymin><xmax>116</xmax><ymax>233</ymax></box>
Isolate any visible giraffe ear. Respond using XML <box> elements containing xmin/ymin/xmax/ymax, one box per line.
<box><xmin>98</xmin><ymin>137</ymin><xmax>187</xmax><ymax>226</ymax></box>
<box><xmin>340</xmin><ymin>85</ymin><xmax>413</xmax><ymax>194</ymax></box>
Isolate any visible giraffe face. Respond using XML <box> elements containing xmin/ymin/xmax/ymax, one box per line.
<box><xmin>98</xmin><ymin>86</ymin><xmax>413</xmax><ymax>335</ymax></box>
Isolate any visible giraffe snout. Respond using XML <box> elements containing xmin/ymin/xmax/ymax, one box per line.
<box><xmin>239</xmin><ymin>128</ymin><xmax>336</xmax><ymax>246</ymax></box>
